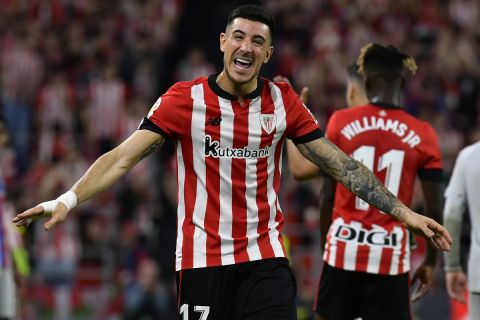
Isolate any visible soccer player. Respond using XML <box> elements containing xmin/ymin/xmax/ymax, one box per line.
<box><xmin>289</xmin><ymin>44</ymin><xmax>445</xmax><ymax>320</ymax></box>
<box><xmin>13</xmin><ymin>7</ymin><xmax>451</xmax><ymax>320</ymax></box>
<box><xmin>444</xmin><ymin>140</ymin><xmax>480</xmax><ymax>319</ymax></box>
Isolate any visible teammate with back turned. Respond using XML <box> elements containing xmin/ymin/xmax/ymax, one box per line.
<box><xmin>288</xmin><ymin>44</ymin><xmax>445</xmax><ymax>320</ymax></box>
<box><xmin>13</xmin><ymin>7</ymin><xmax>451</xmax><ymax>320</ymax></box>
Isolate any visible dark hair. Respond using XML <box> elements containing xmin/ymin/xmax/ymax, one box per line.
<box><xmin>356</xmin><ymin>43</ymin><xmax>417</xmax><ymax>80</ymax></box>
<box><xmin>227</xmin><ymin>4</ymin><xmax>275</xmax><ymax>38</ymax></box>
<box><xmin>347</xmin><ymin>62</ymin><xmax>362</xmax><ymax>81</ymax></box>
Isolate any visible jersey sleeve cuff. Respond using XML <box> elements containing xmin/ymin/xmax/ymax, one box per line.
<box><xmin>290</xmin><ymin>129</ymin><xmax>324</xmax><ymax>145</ymax></box>
<box><xmin>418</xmin><ymin>168</ymin><xmax>443</xmax><ymax>182</ymax></box>
<box><xmin>138</xmin><ymin>117</ymin><xmax>170</xmax><ymax>140</ymax></box>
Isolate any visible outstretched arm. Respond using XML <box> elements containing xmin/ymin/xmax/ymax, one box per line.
<box><xmin>13</xmin><ymin>129</ymin><xmax>164</xmax><ymax>230</ymax></box>
<box><xmin>296</xmin><ymin>137</ymin><xmax>452</xmax><ymax>251</ymax></box>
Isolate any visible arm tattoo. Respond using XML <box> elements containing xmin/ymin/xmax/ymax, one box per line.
<box><xmin>297</xmin><ymin>139</ymin><xmax>405</xmax><ymax>219</ymax></box>
<box><xmin>140</xmin><ymin>141</ymin><xmax>163</xmax><ymax>160</ymax></box>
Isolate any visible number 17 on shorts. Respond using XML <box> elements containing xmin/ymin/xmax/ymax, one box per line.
<box><xmin>179</xmin><ymin>304</ymin><xmax>210</xmax><ymax>320</ymax></box>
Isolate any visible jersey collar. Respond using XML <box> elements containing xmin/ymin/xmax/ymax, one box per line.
<box><xmin>208</xmin><ymin>73</ymin><xmax>264</xmax><ymax>101</ymax></box>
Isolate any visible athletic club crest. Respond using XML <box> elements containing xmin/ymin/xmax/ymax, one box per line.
<box><xmin>259</xmin><ymin>114</ymin><xmax>277</xmax><ymax>134</ymax></box>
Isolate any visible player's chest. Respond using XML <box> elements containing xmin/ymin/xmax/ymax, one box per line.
<box><xmin>189</xmin><ymin>101</ymin><xmax>286</xmax><ymax>148</ymax></box>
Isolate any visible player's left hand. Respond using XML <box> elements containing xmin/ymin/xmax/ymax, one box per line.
<box><xmin>410</xmin><ymin>264</ymin><xmax>434</xmax><ymax>302</ymax></box>
<box><xmin>401</xmin><ymin>211</ymin><xmax>452</xmax><ymax>251</ymax></box>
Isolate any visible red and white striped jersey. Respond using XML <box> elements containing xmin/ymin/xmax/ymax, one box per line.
<box><xmin>140</xmin><ymin>75</ymin><xmax>322</xmax><ymax>271</ymax></box>
<box><xmin>323</xmin><ymin>103</ymin><xmax>443</xmax><ymax>275</ymax></box>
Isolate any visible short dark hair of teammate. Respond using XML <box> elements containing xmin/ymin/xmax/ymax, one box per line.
<box><xmin>357</xmin><ymin>43</ymin><xmax>417</xmax><ymax>96</ymax></box>
<box><xmin>226</xmin><ymin>4</ymin><xmax>275</xmax><ymax>39</ymax></box>
<box><xmin>347</xmin><ymin>62</ymin><xmax>362</xmax><ymax>82</ymax></box>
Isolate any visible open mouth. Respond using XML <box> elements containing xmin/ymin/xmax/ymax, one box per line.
<box><xmin>234</xmin><ymin>57</ymin><xmax>253</xmax><ymax>70</ymax></box>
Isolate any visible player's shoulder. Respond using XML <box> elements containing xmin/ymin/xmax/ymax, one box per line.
<box><xmin>457</xmin><ymin>141</ymin><xmax>480</xmax><ymax>161</ymax></box>
<box><xmin>172</xmin><ymin>76</ymin><xmax>208</xmax><ymax>90</ymax></box>
<box><xmin>269</xmin><ymin>78</ymin><xmax>297</xmax><ymax>95</ymax></box>
<box><xmin>165</xmin><ymin>76</ymin><xmax>208</xmax><ymax>97</ymax></box>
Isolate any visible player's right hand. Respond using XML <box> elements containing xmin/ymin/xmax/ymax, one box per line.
<box><xmin>401</xmin><ymin>211</ymin><xmax>452</xmax><ymax>251</ymax></box>
<box><xmin>12</xmin><ymin>201</ymin><xmax>70</xmax><ymax>231</ymax></box>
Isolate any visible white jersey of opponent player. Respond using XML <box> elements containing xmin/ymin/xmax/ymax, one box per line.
<box><xmin>444</xmin><ymin>141</ymin><xmax>480</xmax><ymax>292</ymax></box>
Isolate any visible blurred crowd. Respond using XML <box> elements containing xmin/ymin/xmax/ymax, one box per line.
<box><xmin>0</xmin><ymin>0</ymin><xmax>478</xmax><ymax>319</ymax></box>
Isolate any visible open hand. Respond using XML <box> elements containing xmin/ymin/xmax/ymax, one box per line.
<box><xmin>401</xmin><ymin>211</ymin><xmax>452</xmax><ymax>251</ymax></box>
<box><xmin>12</xmin><ymin>201</ymin><xmax>70</xmax><ymax>231</ymax></box>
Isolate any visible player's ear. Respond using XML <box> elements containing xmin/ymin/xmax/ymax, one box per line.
<box><xmin>263</xmin><ymin>46</ymin><xmax>274</xmax><ymax>64</ymax></box>
<box><xmin>220</xmin><ymin>33</ymin><xmax>226</xmax><ymax>53</ymax></box>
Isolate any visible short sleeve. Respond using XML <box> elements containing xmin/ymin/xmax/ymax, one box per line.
<box><xmin>138</xmin><ymin>83</ymin><xmax>187</xmax><ymax>140</ymax></box>
<box><xmin>416</xmin><ymin>124</ymin><xmax>443</xmax><ymax>182</ymax></box>
<box><xmin>419</xmin><ymin>125</ymin><xmax>443</xmax><ymax>170</ymax></box>
<box><xmin>281</xmin><ymin>84</ymin><xmax>323</xmax><ymax>144</ymax></box>
<box><xmin>325</xmin><ymin>111</ymin><xmax>341</xmax><ymax>144</ymax></box>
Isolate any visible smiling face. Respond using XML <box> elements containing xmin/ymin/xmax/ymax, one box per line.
<box><xmin>218</xmin><ymin>17</ymin><xmax>273</xmax><ymax>94</ymax></box>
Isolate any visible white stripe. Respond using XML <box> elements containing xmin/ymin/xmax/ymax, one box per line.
<box><xmin>218</xmin><ymin>97</ymin><xmax>235</xmax><ymax>265</ymax></box>
<box><xmin>191</xmin><ymin>84</ymin><xmax>208</xmax><ymax>268</ymax></box>
<box><xmin>268</xmin><ymin>83</ymin><xmax>288</xmax><ymax>257</ymax></box>
<box><xmin>326</xmin><ymin>218</ymin><xmax>343</xmax><ymax>266</ymax></box>
<box><xmin>175</xmin><ymin>143</ymin><xmax>186</xmax><ymax>271</ymax></box>
<box><xmin>402</xmin><ymin>229</ymin><xmax>410</xmax><ymax>273</ymax></box>
<box><xmin>366</xmin><ymin>224</ymin><xmax>385</xmax><ymax>274</ymax></box>
<box><xmin>343</xmin><ymin>221</ymin><xmax>361</xmax><ymax>271</ymax></box>
<box><xmin>389</xmin><ymin>226</ymin><xmax>404</xmax><ymax>275</ymax></box>
<box><xmin>245</xmin><ymin>97</ymin><xmax>263</xmax><ymax>261</ymax></box>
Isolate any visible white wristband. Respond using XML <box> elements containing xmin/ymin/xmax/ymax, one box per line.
<box><xmin>56</xmin><ymin>190</ymin><xmax>78</xmax><ymax>210</ymax></box>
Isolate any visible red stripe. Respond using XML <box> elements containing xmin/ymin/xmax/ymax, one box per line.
<box><xmin>231</xmin><ymin>100</ymin><xmax>250</xmax><ymax>263</ymax></box>
<box><xmin>181</xmin><ymin>89</ymin><xmax>196</xmax><ymax>270</ymax></box>
<box><xmin>203</xmin><ymin>84</ymin><xmax>222</xmax><ymax>266</ymax></box>
<box><xmin>355</xmin><ymin>245</ymin><xmax>370</xmax><ymax>273</ymax></box>
<box><xmin>335</xmin><ymin>240</ymin><xmax>346</xmax><ymax>269</ymax></box>
<box><xmin>256</xmin><ymin>88</ymin><xmax>276</xmax><ymax>258</ymax></box>
<box><xmin>378</xmin><ymin>247</ymin><xmax>393</xmax><ymax>274</ymax></box>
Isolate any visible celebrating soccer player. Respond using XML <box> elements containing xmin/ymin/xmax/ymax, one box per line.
<box><xmin>13</xmin><ymin>7</ymin><xmax>451</xmax><ymax>320</ymax></box>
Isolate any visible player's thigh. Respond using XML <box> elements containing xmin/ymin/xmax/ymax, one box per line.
<box><xmin>314</xmin><ymin>264</ymin><xmax>362</xmax><ymax>320</ymax></box>
<box><xmin>176</xmin><ymin>265</ymin><xmax>239</xmax><ymax>320</ymax></box>
<box><xmin>242</xmin><ymin>258</ymin><xmax>297</xmax><ymax>320</ymax></box>
<box><xmin>359</xmin><ymin>272</ymin><xmax>411</xmax><ymax>320</ymax></box>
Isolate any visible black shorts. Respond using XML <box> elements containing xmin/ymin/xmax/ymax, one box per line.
<box><xmin>315</xmin><ymin>263</ymin><xmax>411</xmax><ymax>320</ymax></box>
<box><xmin>176</xmin><ymin>258</ymin><xmax>297</xmax><ymax>320</ymax></box>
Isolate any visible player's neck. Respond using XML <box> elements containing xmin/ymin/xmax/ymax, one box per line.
<box><xmin>369</xmin><ymin>90</ymin><xmax>402</xmax><ymax>106</ymax></box>
<box><xmin>216</xmin><ymin>71</ymin><xmax>258</xmax><ymax>104</ymax></box>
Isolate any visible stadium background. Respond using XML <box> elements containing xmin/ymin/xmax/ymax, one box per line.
<box><xmin>0</xmin><ymin>0</ymin><xmax>478</xmax><ymax>319</ymax></box>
